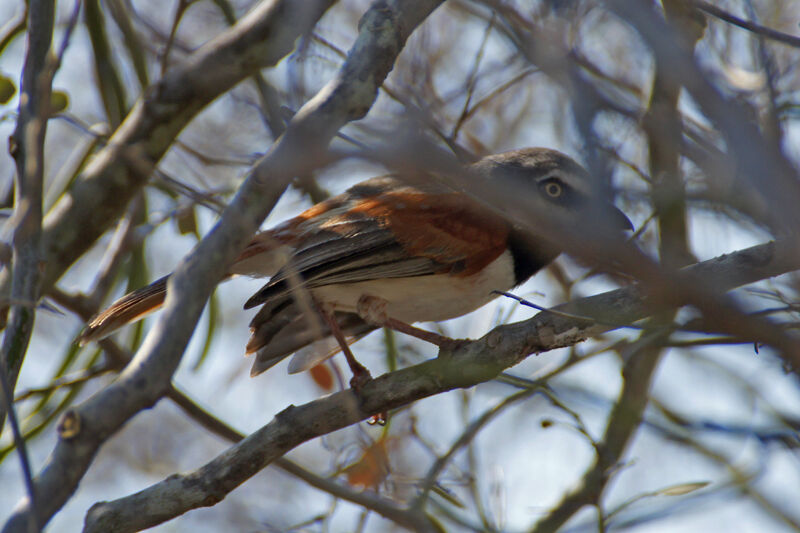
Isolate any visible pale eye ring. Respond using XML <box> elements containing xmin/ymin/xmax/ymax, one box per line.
<box><xmin>544</xmin><ymin>181</ymin><xmax>562</xmax><ymax>198</ymax></box>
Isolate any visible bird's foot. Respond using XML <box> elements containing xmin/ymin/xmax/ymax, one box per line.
<box><xmin>356</xmin><ymin>295</ymin><xmax>459</xmax><ymax>348</ymax></box>
<box><xmin>315</xmin><ymin>300</ymin><xmax>374</xmax><ymax>392</ymax></box>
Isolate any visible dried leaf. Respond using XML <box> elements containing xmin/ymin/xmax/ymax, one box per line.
<box><xmin>344</xmin><ymin>438</ymin><xmax>389</xmax><ymax>489</ymax></box>
<box><xmin>658</xmin><ymin>481</ymin><xmax>710</xmax><ymax>496</ymax></box>
<box><xmin>309</xmin><ymin>363</ymin><xmax>334</xmax><ymax>391</ymax></box>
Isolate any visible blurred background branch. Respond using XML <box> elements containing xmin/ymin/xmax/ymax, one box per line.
<box><xmin>1</xmin><ymin>0</ymin><xmax>800</xmax><ymax>531</ymax></box>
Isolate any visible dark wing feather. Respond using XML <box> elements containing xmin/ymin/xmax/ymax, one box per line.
<box><xmin>268</xmin><ymin>225</ymin><xmax>399</xmax><ymax>284</ymax></box>
<box><xmin>244</xmin><ymin>224</ymin><xmax>445</xmax><ymax>309</ymax></box>
<box><xmin>246</xmin><ymin>294</ymin><xmax>376</xmax><ymax>376</ymax></box>
<box><xmin>245</xmin><ymin>183</ymin><xmax>512</xmax><ymax>310</ymax></box>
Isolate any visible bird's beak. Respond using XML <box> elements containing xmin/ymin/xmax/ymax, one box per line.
<box><xmin>608</xmin><ymin>203</ymin><xmax>634</xmax><ymax>231</ymax></box>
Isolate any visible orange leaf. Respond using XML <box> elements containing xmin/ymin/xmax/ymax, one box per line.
<box><xmin>309</xmin><ymin>363</ymin><xmax>334</xmax><ymax>391</ymax></box>
<box><xmin>345</xmin><ymin>438</ymin><xmax>390</xmax><ymax>489</ymax></box>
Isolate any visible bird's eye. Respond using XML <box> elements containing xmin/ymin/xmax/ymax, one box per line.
<box><xmin>540</xmin><ymin>178</ymin><xmax>564</xmax><ymax>199</ymax></box>
<box><xmin>545</xmin><ymin>182</ymin><xmax>561</xmax><ymax>197</ymax></box>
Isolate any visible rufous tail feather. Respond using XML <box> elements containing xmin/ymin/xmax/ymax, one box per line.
<box><xmin>78</xmin><ymin>275</ymin><xmax>169</xmax><ymax>345</ymax></box>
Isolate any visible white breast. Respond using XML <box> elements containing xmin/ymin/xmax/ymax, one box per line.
<box><xmin>310</xmin><ymin>250</ymin><xmax>517</xmax><ymax>323</ymax></box>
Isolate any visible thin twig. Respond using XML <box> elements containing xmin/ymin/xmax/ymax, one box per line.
<box><xmin>413</xmin><ymin>387</ymin><xmax>540</xmax><ymax>509</ymax></box>
<box><xmin>1</xmin><ymin>1</ymin><xmax>63</xmax><ymax>528</ymax></box>
<box><xmin>166</xmin><ymin>386</ymin><xmax>437</xmax><ymax>532</ymax></box>
<box><xmin>690</xmin><ymin>0</ymin><xmax>800</xmax><ymax>48</ymax></box>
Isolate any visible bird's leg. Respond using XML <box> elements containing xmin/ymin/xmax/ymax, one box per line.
<box><xmin>357</xmin><ymin>295</ymin><xmax>462</xmax><ymax>349</ymax></box>
<box><xmin>315</xmin><ymin>302</ymin><xmax>372</xmax><ymax>390</ymax></box>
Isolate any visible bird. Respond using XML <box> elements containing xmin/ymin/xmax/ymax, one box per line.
<box><xmin>79</xmin><ymin>148</ymin><xmax>632</xmax><ymax>383</ymax></box>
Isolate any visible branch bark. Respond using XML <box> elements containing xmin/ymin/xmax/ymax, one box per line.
<box><xmin>534</xmin><ymin>7</ymin><xmax>705</xmax><ymax>529</ymax></box>
<box><xmin>0</xmin><ymin>4</ymin><xmax>57</xmax><ymax>531</ymax></box>
<box><xmin>0</xmin><ymin>0</ymin><xmax>336</xmax><ymax>321</ymax></box>
<box><xmin>83</xmin><ymin>239</ymin><xmax>800</xmax><ymax>532</ymax></box>
<box><xmin>1</xmin><ymin>0</ymin><xmax>54</xmax><ymax>416</ymax></box>
<box><xmin>601</xmin><ymin>0</ymin><xmax>800</xmax><ymax>236</ymax></box>
<box><xmin>2</xmin><ymin>1</ymin><xmax>444</xmax><ymax>531</ymax></box>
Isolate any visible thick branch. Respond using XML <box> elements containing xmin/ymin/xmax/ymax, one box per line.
<box><xmin>2</xmin><ymin>2</ymin><xmax>443</xmax><ymax>531</ymax></box>
<box><xmin>0</xmin><ymin>0</ymin><xmax>336</xmax><ymax>316</ymax></box>
<box><xmin>167</xmin><ymin>388</ymin><xmax>439</xmax><ymax>532</ymax></box>
<box><xmin>602</xmin><ymin>0</ymin><xmax>800</xmax><ymax>237</ymax></box>
<box><xmin>2</xmin><ymin>0</ymin><xmax>54</xmax><ymax>403</ymax></box>
<box><xmin>0</xmin><ymin>3</ymin><xmax>56</xmax><ymax>529</ymax></box>
<box><xmin>83</xmin><ymin>240</ymin><xmax>800</xmax><ymax>532</ymax></box>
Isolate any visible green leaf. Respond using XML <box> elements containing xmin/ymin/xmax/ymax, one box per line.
<box><xmin>0</xmin><ymin>74</ymin><xmax>15</xmax><ymax>104</ymax></box>
<box><xmin>192</xmin><ymin>289</ymin><xmax>219</xmax><ymax>371</ymax></box>
<box><xmin>49</xmin><ymin>90</ymin><xmax>69</xmax><ymax>114</ymax></box>
<box><xmin>176</xmin><ymin>206</ymin><xmax>198</xmax><ymax>235</ymax></box>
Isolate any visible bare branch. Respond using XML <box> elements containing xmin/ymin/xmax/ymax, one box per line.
<box><xmin>2</xmin><ymin>1</ymin><xmax>444</xmax><ymax>530</ymax></box>
<box><xmin>690</xmin><ymin>0</ymin><xmax>800</xmax><ymax>48</ymax></box>
<box><xmin>83</xmin><ymin>239</ymin><xmax>800</xmax><ymax>531</ymax></box>
<box><xmin>167</xmin><ymin>387</ymin><xmax>439</xmax><ymax>533</ymax></box>
<box><xmin>602</xmin><ymin>0</ymin><xmax>800</xmax><ymax>237</ymax></box>
<box><xmin>0</xmin><ymin>0</ymin><xmax>338</xmax><ymax>319</ymax></box>
<box><xmin>0</xmin><ymin>1</ymin><xmax>58</xmax><ymax>528</ymax></box>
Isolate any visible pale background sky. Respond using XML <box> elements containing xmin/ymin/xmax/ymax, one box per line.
<box><xmin>1</xmin><ymin>1</ymin><xmax>800</xmax><ymax>531</ymax></box>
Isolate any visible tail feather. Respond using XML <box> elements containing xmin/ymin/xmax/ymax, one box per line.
<box><xmin>79</xmin><ymin>231</ymin><xmax>286</xmax><ymax>347</ymax></box>
<box><xmin>78</xmin><ymin>275</ymin><xmax>169</xmax><ymax>345</ymax></box>
<box><xmin>79</xmin><ymin>234</ymin><xmax>375</xmax><ymax>377</ymax></box>
<box><xmin>247</xmin><ymin>297</ymin><xmax>376</xmax><ymax>376</ymax></box>
<box><xmin>285</xmin><ymin>328</ymin><xmax>374</xmax><ymax>374</ymax></box>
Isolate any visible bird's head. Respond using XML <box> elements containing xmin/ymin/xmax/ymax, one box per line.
<box><xmin>470</xmin><ymin>147</ymin><xmax>633</xmax><ymax>238</ymax></box>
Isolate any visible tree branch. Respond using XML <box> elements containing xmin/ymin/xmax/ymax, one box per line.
<box><xmin>2</xmin><ymin>1</ymin><xmax>444</xmax><ymax>531</ymax></box>
<box><xmin>2</xmin><ymin>0</ymin><xmax>55</xmax><ymax>410</ymax></box>
<box><xmin>83</xmin><ymin>239</ymin><xmax>800</xmax><ymax>532</ymax></box>
<box><xmin>0</xmin><ymin>0</ymin><xmax>337</xmax><ymax>321</ymax></box>
<box><xmin>601</xmin><ymin>0</ymin><xmax>800</xmax><ymax>237</ymax></box>
<box><xmin>690</xmin><ymin>0</ymin><xmax>800</xmax><ymax>48</ymax></box>
<box><xmin>166</xmin><ymin>387</ymin><xmax>439</xmax><ymax>532</ymax></box>
<box><xmin>0</xmin><ymin>2</ymin><xmax>56</xmax><ymax>529</ymax></box>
